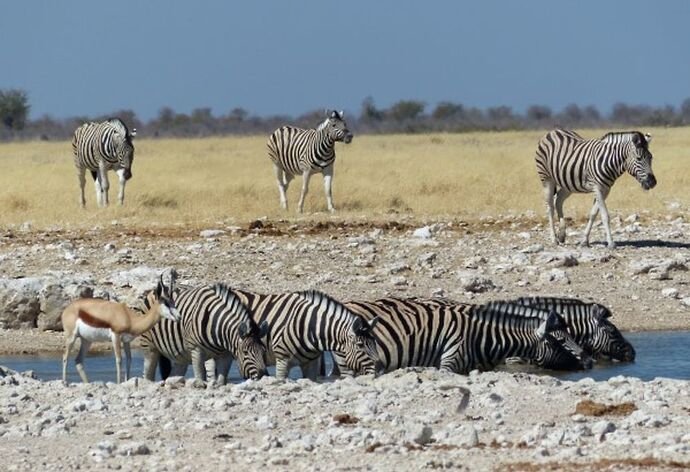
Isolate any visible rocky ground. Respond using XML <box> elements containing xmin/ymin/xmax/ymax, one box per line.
<box><xmin>0</xmin><ymin>213</ymin><xmax>689</xmax><ymax>470</ymax></box>
<box><xmin>1</xmin><ymin>365</ymin><xmax>689</xmax><ymax>471</ymax></box>
<box><xmin>1</xmin><ymin>212</ymin><xmax>689</xmax><ymax>354</ymax></box>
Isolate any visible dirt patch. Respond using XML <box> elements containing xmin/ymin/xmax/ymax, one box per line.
<box><xmin>332</xmin><ymin>413</ymin><xmax>359</xmax><ymax>425</ymax></box>
<box><xmin>574</xmin><ymin>400</ymin><xmax>637</xmax><ymax>417</ymax></box>
<box><xmin>504</xmin><ymin>458</ymin><xmax>690</xmax><ymax>471</ymax></box>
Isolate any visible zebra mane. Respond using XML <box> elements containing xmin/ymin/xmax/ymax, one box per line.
<box><xmin>600</xmin><ymin>131</ymin><xmax>648</xmax><ymax>146</ymax></box>
<box><xmin>106</xmin><ymin>117</ymin><xmax>134</xmax><ymax>141</ymax></box>
<box><xmin>210</xmin><ymin>283</ymin><xmax>250</xmax><ymax>317</ymax></box>
<box><xmin>296</xmin><ymin>289</ymin><xmax>344</xmax><ymax>310</ymax></box>
<box><xmin>478</xmin><ymin>300</ymin><xmax>555</xmax><ymax>325</ymax></box>
<box><xmin>316</xmin><ymin>119</ymin><xmax>329</xmax><ymax>131</ymax></box>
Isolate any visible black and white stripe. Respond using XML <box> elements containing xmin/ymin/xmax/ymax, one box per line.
<box><xmin>237</xmin><ymin>289</ymin><xmax>379</xmax><ymax>379</ymax></box>
<box><xmin>535</xmin><ymin>128</ymin><xmax>656</xmax><ymax>248</ymax></box>
<box><xmin>144</xmin><ymin>283</ymin><xmax>268</xmax><ymax>384</ymax></box>
<box><xmin>334</xmin><ymin>298</ymin><xmax>590</xmax><ymax>375</ymax></box>
<box><xmin>72</xmin><ymin>118</ymin><xmax>136</xmax><ymax>207</ymax></box>
<box><xmin>511</xmin><ymin>296</ymin><xmax>635</xmax><ymax>362</ymax></box>
<box><xmin>267</xmin><ymin>109</ymin><xmax>353</xmax><ymax>213</ymax></box>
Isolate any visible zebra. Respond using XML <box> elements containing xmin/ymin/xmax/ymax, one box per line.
<box><xmin>267</xmin><ymin>109</ymin><xmax>353</xmax><ymax>213</ymax></box>
<box><xmin>329</xmin><ymin>298</ymin><xmax>591</xmax><ymax>375</ymax></box>
<box><xmin>226</xmin><ymin>289</ymin><xmax>379</xmax><ymax>380</ymax></box>
<box><xmin>535</xmin><ymin>128</ymin><xmax>656</xmax><ymax>248</ymax></box>
<box><xmin>72</xmin><ymin>117</ymin><xmax>136</xmax><ymax>208</ymax></box>
<box><xmin>149</xmin><ymin>287</ymin><xmax>380</xmax><ymax>381</ymax></box>
<box><xmin>142</xmin><ymin>282</ymin><xmax>269</xmax><ymax>384</ymax></box>
<box><xmin>511</xmin><ymin>296</ymin><xmax>635</xmax><ymax>362</ymax></box>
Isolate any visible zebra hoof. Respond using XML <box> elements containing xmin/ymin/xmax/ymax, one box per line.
<box><xmin>192</xmin><ymin>379</ymin><xmax>207</xmax><ymax>389</ymax></box>
<box><xmin>607</xmin><ymin>242</ymin><xmax>617</xmax><ymax>249</ymax></box>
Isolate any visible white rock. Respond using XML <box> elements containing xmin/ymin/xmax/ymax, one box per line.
<box><xmin>407</xmin><ymin>424</ymin><xmax>433</xmax><ymax>445</ymax></box>
<box><xmin>681</xmin><ymin>297</ymin><xmax>690</xmax><ymax>308</ymax></box>
<box><xmin>661</xmin><ymin>287</ymin><xmax>679</xmax><ymax>299</ymax></box>
<box><xmin>592</xmin><ymin>420</ymin><xmax>615</xmax><ymax>441</ymax></box>
<box><xmin>200</xmin><ymin>229</ymin><xmax>225</xmax><ymax>238</ymax></box>
<box><xmin>539</xmin><ymin>268</ymin><xmax>570</xmax><ymax>285</ymax></box>
<box><xmin>412</xmin><ymin>226</ymin><xmax>432</xmax><ymax>239</ymax></box>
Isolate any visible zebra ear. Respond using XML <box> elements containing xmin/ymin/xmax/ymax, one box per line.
<box><xmin>632</xmin><ymin>133</ymin><xmax>642</xmax><ymax>146</ymax></box>
<box><xmin>238</xmin><ymin>320</ymin><xmax>251</xmax><ymax>338</ymax></box>
<box><xmin>130</xmin><ymin>128</ymin><xmax>137</xmax><ymax>139</ymax></box>
<box><xmin>154</xmin><ymin>281</ymin><xmax>163</xmax><ymax>300</ymax></box>
<box><xmin>338</xmin><ymin>110</ymin><xmax>344</xmax><ymax>119</ymax></box>
<box><xmin>593</xmin><ymin>304</ymin><xmax>611</xmax><ymax>320</ymax></box>
<box><xmin>351</xmin><ymin>316</ymin><xmax>364</xmax><ymax>335</ymax></box>
<box><xmin>644</xmin><ymin>133</ymin><xmax>652</xmax><ymax>144</ymax></box>
<box><xmin>258</xmin><ymin>320</ymin><xmax>269</xmax><ymax>338</ymax></box>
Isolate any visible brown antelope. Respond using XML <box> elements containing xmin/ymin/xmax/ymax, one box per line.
<box><xmin>61</xmin><ymin>273</ymin><xmax>180</xmax><ymax>384</ymax></box>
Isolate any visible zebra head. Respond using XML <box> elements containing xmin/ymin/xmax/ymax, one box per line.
<box><xmin>622</xmin><ymin>132</ymin><xmax>656</xmax><ymax>190</ymax></box>
<box><xmin>320</xmin><ymin>110</ymin><xmax>353</xmax><ymax>144</ymax></box>
<box><xmin>534</xmin><ymin>311</ymin><xmax>593</xmax><ymax>371</ymax></box>
<box><xmin>108</xmin><ymin>118</ymin><xmax>135</xmax><ymax>181</ymax></box>
<box><xmin>236</xmin><ymin>319</ymin><xmax>269</xmax><ymax>380</ymax></box>
<box><xmin>343</xmin><ymin>316</ymin><xmax>380</xmax><ymax>375</ymax></box>
<box><xmin>588</xmin><ymin>304</ymin><xmax>636</xmax><ymax>362</ymax></box>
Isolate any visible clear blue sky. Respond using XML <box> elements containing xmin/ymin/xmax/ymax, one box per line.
<box><xmin>2</xmin><ymin>1</ymin><xmax>689</xmax><ymax>120</ymax></box>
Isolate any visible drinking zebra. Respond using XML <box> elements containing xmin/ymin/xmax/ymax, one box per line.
<box><xmin>149</xmin><ymin>288</ymin><xmax>380</xmax><ymax>381</ymax></box>
<box><xmin>267</xmin><ymin>109</ymin><xmax>353</xmax><ymax>213</ymax></box>
<box><xmin>72</xmin><ymin>118</ymin><xmax>136</xmax><ymax>207</ymax></box>
<box><xmin>329</xmin><ymin>298</ymin><xmax>590</xmax><ymax>375</ymax></box>
<box><xmin>511</xmin><ymin>296</ymin><xmax>635</xmax><ymax>362</ymax></box>
<box><xmin>142</xmin><ymin>282</ymin><xmax>268</xmax><ymax>384</ymax></box>
<box><xmin>535</xmin><ymin>128</ymin><xmax>656</xmax><ymax>248</ymax></box>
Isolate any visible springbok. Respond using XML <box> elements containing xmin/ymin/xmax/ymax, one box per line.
<box><xmin>61</xmin><ymin>273</ymin><xmax>180</xmax><ymax>384</ymax></box>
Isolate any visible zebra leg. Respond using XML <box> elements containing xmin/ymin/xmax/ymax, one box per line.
<box><xmin>214</xmin><ymin>356</ymin><xmax>232</xmax><ymax>385</ymax></box>
<box><xmin>323</xmin><ymin>165</ymin><xmax>336</xmax><ymax>212</ymax></box>
<box><xmin>123</xmin><ymin>341</ymin><xmax>132</xmax><ymax>381</ymax></box>
<box><xmin>116</xmin><ymin>168</ymin><xmax>127</xmax><ymax>206</ymax></box>
<box><xmin>297</xmin><ymin>170</ymin><xmax>312</xmax><ymax>214</ymax></box>
<box><xmin>301</xmin><ymin>358</ymin><xmax>321</xmax><ymax>381</ymax></box>
<box><xmin>594</xmin><ymin>187</ymin><xmax>615</xmax><ymax>249</ymax></box>
<box><xmin>274</xmin><ymin>163</ymin><xmax>289</xmax><ymax>210</ymax></box>
<box><xmin>191</xmin><ymin>348</ymin><xmax>207</xmax><ymax>388</ymax></box>
<box><xmin>77</xmin><ymin>167</ymin><xmax>87</xmax><ymax>208</ymax></box>
<box><xmin>99</xmin><ymin>164</ymin><xmax>110</xmax><ymax>207</ymax></box>
<box><xmin>142</xmin><ymin>350</ymin><xmax>160</xmax><ymax>381</ymax></box>
<box><xmin>581</xmin><ymin>198</ymin><xmax>600</xmax><ymax>247</ymax></box>
<box><xmin>554</xmin><ymin>188</ymin><xmax>572</xmax><ymax>244</ymax></box>
<box><xmin>204</xmin><ymin>357</ymin><xmax>217</xmax><ymax>384</ymax></box>
<box><xmin>94</xmin><ymin>173</ymin><xmax>103</xmax><ymax>207</ymax></box>
<box><xmin>275</xmin><ymin>357</ymin><xmax>290</xmax><ymax>380</ymax></box>
<box><xmin>75</xmin><ymin>339</ymin><xmax>91</xmax><ymax>384</ymax></box>
<box><xmin>541</xmin><ymin>180</ymin><xmax>558</xmax><ymax>244</ymax></box>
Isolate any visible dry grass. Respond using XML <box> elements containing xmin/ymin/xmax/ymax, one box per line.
<box><xmin>0</xmin><ymin>129</ymin><xmax>688</xmax><ymax>229</ymax></box>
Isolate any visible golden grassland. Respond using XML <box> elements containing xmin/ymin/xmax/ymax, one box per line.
<box><xmin>0</xmin><ymin>128</ymin><xmax>688</xmax><ymax>230</ymax></box>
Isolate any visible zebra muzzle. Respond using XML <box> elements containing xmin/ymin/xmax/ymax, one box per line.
<box><xmin>124</xmin><ymin>169</ymin><xmax>132</xmax><ymax>180</ymax></box>
<box><xmin>641</xmin><ymin>174</ymin><xmax>656</xmax><ymax>190</ymax></box>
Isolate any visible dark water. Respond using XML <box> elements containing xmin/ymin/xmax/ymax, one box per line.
<box><xmin>2</xmin><ymin>331</ymin><xmax>688</xmax><ymax>383</ymax></box>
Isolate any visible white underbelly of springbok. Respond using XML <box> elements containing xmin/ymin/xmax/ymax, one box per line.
<box><xmin>75</xmin><ymin>320</ymin><xmax>136</xmax><ymax>344</ymax></box>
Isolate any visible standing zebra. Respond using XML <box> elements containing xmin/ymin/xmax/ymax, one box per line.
<box><xmin>144</xmin><ymin>282</ymin><xmax>269</xmax><ymax>384</ymax></box>
<box><xmin>511</xmin><ymin>296</ymin><xmax>635</xmax><ymax>362</ymax></box>
<box><xmin>267</xmin><ymin>110</ymin><xmax>353</xmax><ymax>213</ymax></box>
<box><xmin>331</xmin><ymin>297</ymin><xmax>590</xmax><ymax>375</ymax></box>
<box><xmin>535</xmin><ymin>128</ymin><xmax>656</xmax><ymax>248</ymax></box>
<box><xmin>72</xmin><ymin>118</ymin><xmax>136</xmax><ymax>207</ymax></box>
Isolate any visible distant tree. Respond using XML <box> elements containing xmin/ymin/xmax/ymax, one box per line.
<box><xmin>360</xmin><ymin>96</ymin><xmax>383</xmax><ymax>121</ymax></box>
<box><xmin>432</xmin><ymin>102</ymin><xmax>465</xmax><ymax>120</ymax></box>
<box><xmin>387</xmin><ymin>100</ymin><xmax>425</xmax><ymax>121</ymax></box>
<box><xmin>679</xmin><ymin>98</ymin><xmax>690</xmax><ymax>124</ymax></box>
<box><xmin>157</xmin><ymin>107</ymin><xmax>175</xmax><ymax>127</ymax></box>
<box><xmin>583</xmin><ymin>105</ymin><xmax>601</xmax><ymax>123</ymax></box>
<box><xmin>560</xmin><ymin>104</ymin><xmax>583</xmax><ymax>124</ymax></box>
<box><xmin>0</xmin><ymin>89</ymin><xmax>30</xmax><ymax>130</ymax></box>
<box><xmin>228</xmin><ymin>107</ymin><xmax>248</xmax><ymax>122</ymax></box>
<box><xmin>526</xmin><ymin>105</ymin><xmax>552</xmax><ymax>122</ymax></box>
